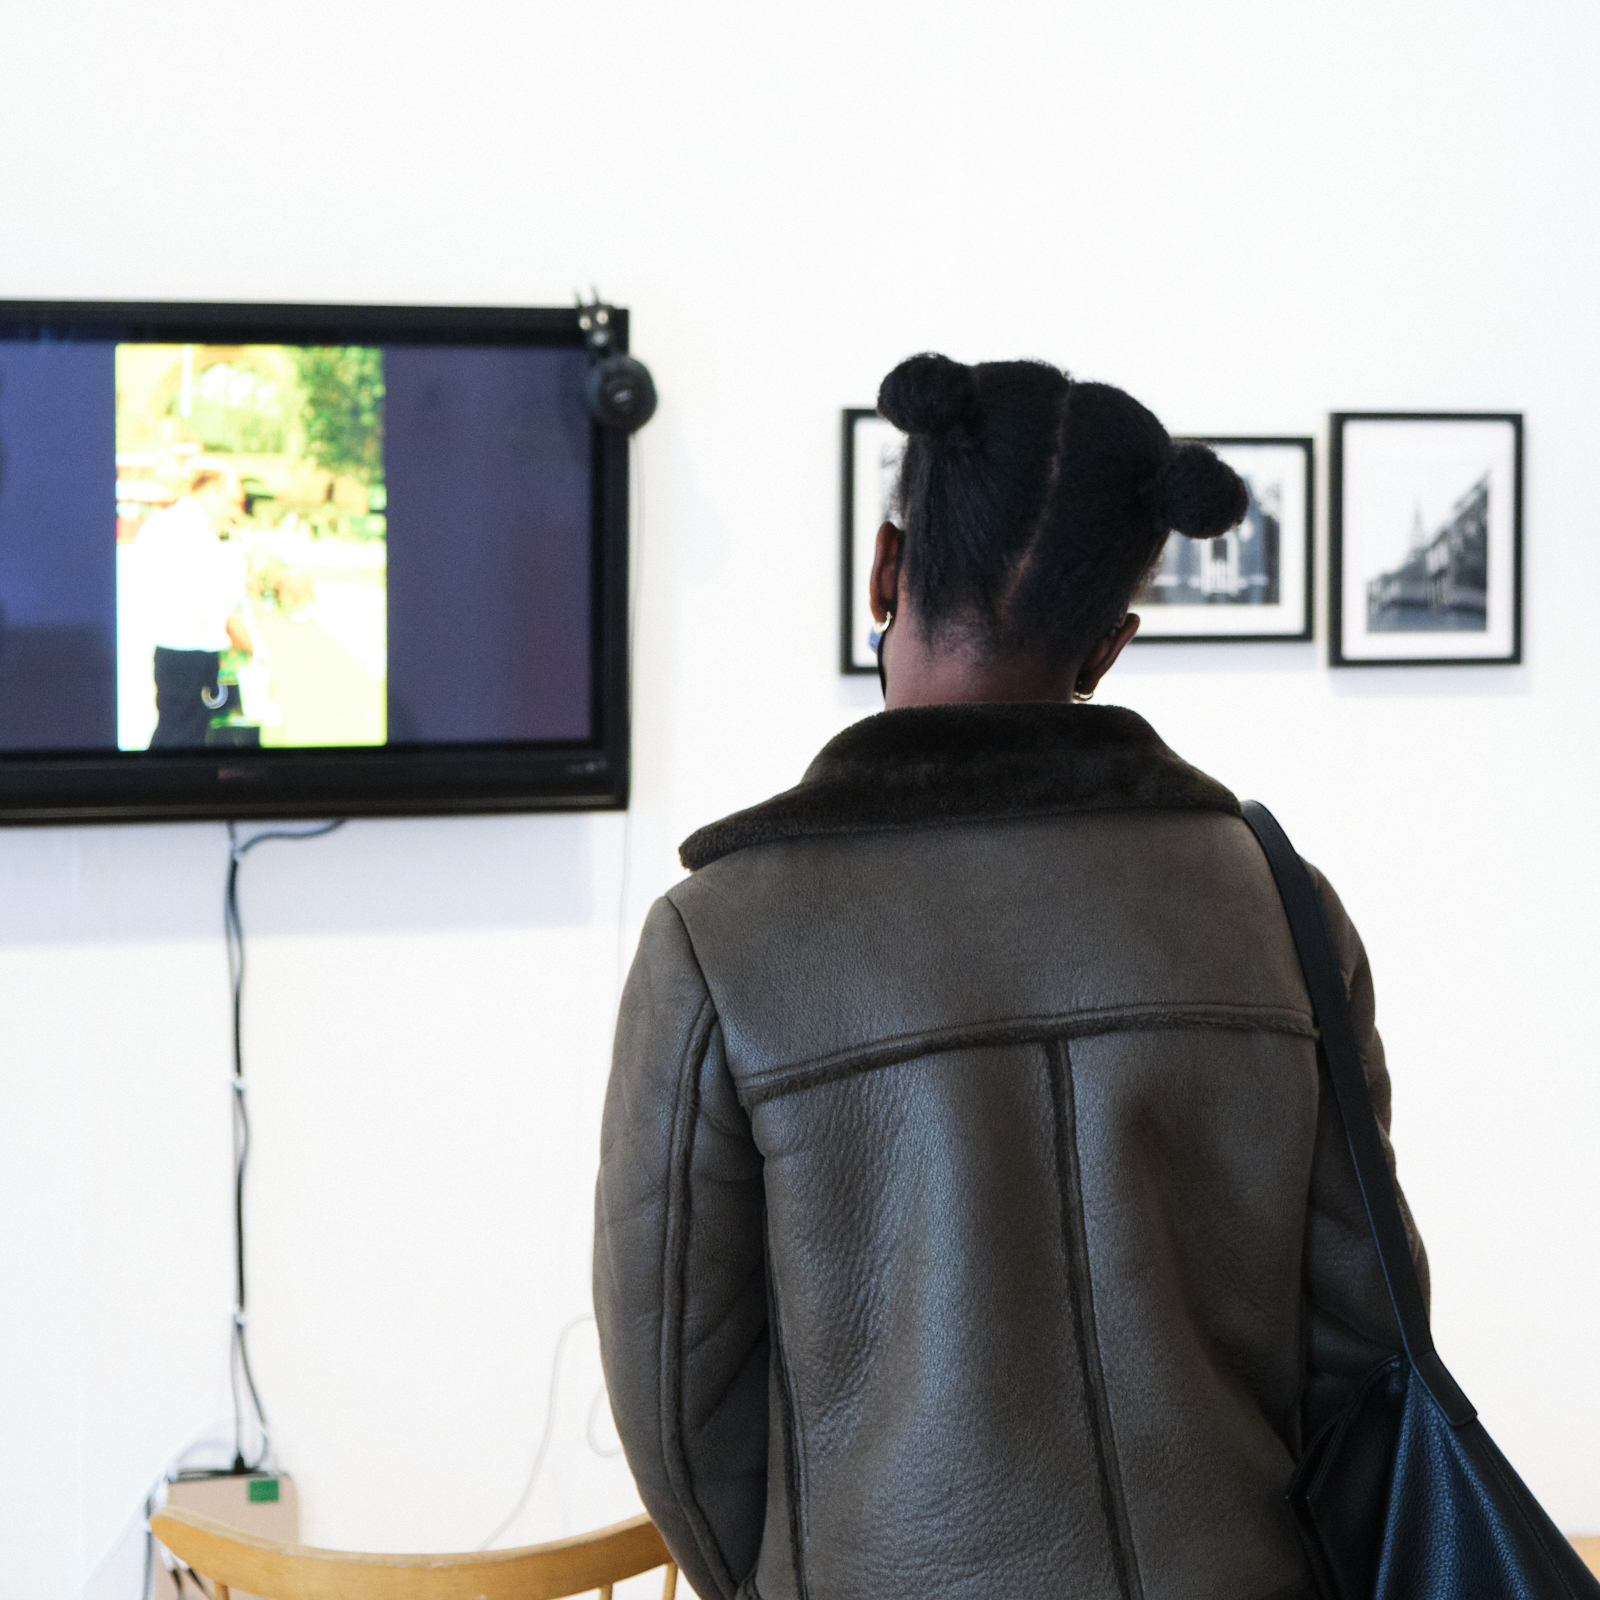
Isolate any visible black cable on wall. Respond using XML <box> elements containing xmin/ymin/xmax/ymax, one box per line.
<box><xmin>221</xmin><ymin>819</ymin><xmax>346</xmax><ymax>1472</ymax></box>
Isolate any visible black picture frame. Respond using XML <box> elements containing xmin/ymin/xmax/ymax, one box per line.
<box><xmin>840</xmin><ymin>408</ymin><xmax>903</xmax><ymax>675</ymax></box>
<box><xmin>1329</xmin><ymin>412</ymin><xmax>1523</xmax><ymax>668</ymax></box>
<box><xmin>0</xmin><ymin>298</ymin><xmax>630</xmax><ymax>823</ymax></box>
<box><xmin>1131</xmin><ymin>436</ymin><xmax>1314</xmax><ymax>644</ymax></box>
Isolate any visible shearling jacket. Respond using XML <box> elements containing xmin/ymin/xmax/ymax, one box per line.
<box><xmin>594</xmin><ymin>703</ymin><xmax>1427</xmax><ymax>1600</ymax></box>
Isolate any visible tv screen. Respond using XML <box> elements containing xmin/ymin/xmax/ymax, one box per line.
<box><xmin>0</xmin><ymin>301</ymin><xmax>630</xmax><ymax>822</ymax></box>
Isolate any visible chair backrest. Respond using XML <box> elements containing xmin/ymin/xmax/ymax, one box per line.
<box><xmin>149</xmin><ymin>1505</ymin><xmax>677</xmax><ymax>1600</ymax></box>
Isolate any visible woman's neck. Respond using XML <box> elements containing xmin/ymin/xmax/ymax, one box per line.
<box><xmin>881</xmin><ymin>620</ymin><xmax>1077</xmax><ymax>709</ymax></box>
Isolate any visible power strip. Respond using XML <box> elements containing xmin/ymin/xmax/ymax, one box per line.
<box><xmin>151</xmin><ymin>1473</ymin><xmax>298</xmax><ymax>1600</ymax></box>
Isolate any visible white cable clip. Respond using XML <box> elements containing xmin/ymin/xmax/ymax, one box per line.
<box><xmin>233</xmin><ymin>1308</ymin><xmax>247</xmax><ymax>1329</ymax></box>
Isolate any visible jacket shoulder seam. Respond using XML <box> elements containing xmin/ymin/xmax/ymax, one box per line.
<box><xmin>739</xmin><ymin>1002</ymin><xmax>1316</xmax><ymax>1108</ymax></box>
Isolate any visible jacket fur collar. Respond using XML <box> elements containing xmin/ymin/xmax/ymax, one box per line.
<box><xmin>679</xmin><ymin>702</ymin><xmax>1239</xmax><ymax>870</ymax></box>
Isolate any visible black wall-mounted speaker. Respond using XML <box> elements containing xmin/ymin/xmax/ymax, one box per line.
<box><xmin>579</xmin><ymin>301</ymin><xmax>657</xmax><ymax>433</ymax></box>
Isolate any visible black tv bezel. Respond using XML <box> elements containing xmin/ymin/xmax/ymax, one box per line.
<box><xmin>0</xmin><ymin>299</ymin><xmax>630</xmax><ymax>825</ymax></box>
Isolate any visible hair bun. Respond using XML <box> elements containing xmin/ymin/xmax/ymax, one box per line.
<box><xmin>1146</xmin><ymin>441</ymin><xmax>1249</xmax><ymax>539</ymax></box>
<box><xmin>877</xmin><ymin>353</ymin><xmax>980</xmax><ymax>435</ymax></box>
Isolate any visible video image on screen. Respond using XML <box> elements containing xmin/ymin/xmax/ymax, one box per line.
<box><xmin>115</xmin><ymin>344</ymin><xmax>387</xmax><ymax>752</ymax></box>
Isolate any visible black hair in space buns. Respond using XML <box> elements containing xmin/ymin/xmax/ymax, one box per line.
<box><xmin>876</xmin><ymin>352</ymin><xmax>1247</xmax><ymax>663</ymax></box>
<box><xmin>876</xmin><ymin>353</ymin><xmax>980</xmax><ymax>435</ymax></box>
<box><xmin>1144</xmin><ymin>440</ymin><xmax>1250</xmax><ymax>539</ymax></box>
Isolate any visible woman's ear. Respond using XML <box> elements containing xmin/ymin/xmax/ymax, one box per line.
<box><xmin>868</xmin><ymin>522</ymin><xmax>902</xmax><ymax>626</ymax></box>
<box><xmin>1075</xmin><ymin>613</ymin><xmax>1140</xmax><ymax>697</ymax></box>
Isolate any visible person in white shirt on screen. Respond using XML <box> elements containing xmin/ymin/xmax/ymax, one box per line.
<box><xmin>134</xmin><ymin>468</ymin><xmax>255</xmax><ymax>748</ymax></box>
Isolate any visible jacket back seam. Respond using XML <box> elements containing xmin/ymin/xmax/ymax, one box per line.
<box><xmin>741</xmin><ymin>1004</ymin><xmax>1315</xmax><ymax>1108</ymax></box>
<box><xmin>1048</xmin><ymin>1038</ymin><xmax>1145</xmax><ymax>1600</ymax></box>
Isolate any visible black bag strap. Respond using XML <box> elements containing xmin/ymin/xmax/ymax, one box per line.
<box><xmin>1241</xmin><ymin>800</ymin><xmax>1477</xmax><ymax>1428</ymax></box>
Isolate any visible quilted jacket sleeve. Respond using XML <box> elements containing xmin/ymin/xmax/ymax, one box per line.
<box><xmin>593</xmin><ymin>895</ymin><xmax>770</xmax><ymax>1600</ymax></box>
<box><xmin>1301</xmin><ymin>865</ymin><xmax>1433</xmax><ymax>1444</ymax></box>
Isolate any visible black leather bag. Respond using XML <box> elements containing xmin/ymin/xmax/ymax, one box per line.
<box><xmin>1242</xmin><ymin>801</ymin><xmax>1600</xmax><ymax>1600</ymax></box>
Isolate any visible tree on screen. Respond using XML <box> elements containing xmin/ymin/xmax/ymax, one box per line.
<box><xmin>294</xmin><ymin>347</ymin><xmax>384</xmax><ymax>486</ymax></box>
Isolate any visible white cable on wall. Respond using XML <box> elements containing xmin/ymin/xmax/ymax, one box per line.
<box><xmin>477</xmin><ymin>1313</ymin><xmax>596</xmax><ymax>1550</ymax></box>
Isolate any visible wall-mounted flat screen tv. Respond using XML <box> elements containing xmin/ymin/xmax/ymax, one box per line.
<box><xmin>0</xmin><ymin>300</ymin><xmax>630</xmax><ymax>823</ymax></box>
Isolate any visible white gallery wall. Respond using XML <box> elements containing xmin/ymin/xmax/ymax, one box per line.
<box><xmin>2</xmin><ymin>3</ymin><xmax>1598</xmax><ymax>1594</ymax></box>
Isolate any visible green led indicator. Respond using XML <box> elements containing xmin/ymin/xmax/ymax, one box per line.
<box><xmin>247</xmin><ymin>1477</ymin><xmax>280</xmax><ymax>1504</ymax></box>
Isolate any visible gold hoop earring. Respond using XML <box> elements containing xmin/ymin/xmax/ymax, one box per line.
<box><xmin>873</xmin><ymin>612</ymin><xmax>893</xmax><ymax>639</ymax></box>
<box><xmin>1072</xmin><ymin>683</ymin><xmax>1094</xmax><ymax>703</ymax></box>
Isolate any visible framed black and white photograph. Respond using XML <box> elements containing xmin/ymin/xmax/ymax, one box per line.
<box><xmin>840</xmin><ymin>408</ymin><xmax>905</xmax><ymax>674</ymax></box>
<box><xmin>1331</xmin><ymin>413</ymin><xmax>1522</xmax><ymax>666</ymax></box>
<box><xmin>1132</xmin><ymin>437</ymin><xmax>1313</xmax><ymax>642</ymax></box>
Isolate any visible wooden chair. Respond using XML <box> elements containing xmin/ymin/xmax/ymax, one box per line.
<box><xmin>150</xmin><ymin>1505</ymin><xmax>678</xmax><ymax>1600</ymax></box>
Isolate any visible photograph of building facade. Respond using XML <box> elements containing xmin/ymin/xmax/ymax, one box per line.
<box><xmin>1140</xmin><ymin>475</ymin><xmax>1280</xmax><ymax>606</ymax></box>
<box><xmin>1366</xmin><ymin>476</ymin><xmax>1488</xmax><ymax>632</ymax></box>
